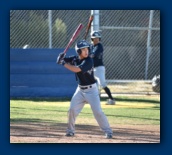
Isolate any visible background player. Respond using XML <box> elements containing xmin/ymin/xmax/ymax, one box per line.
<box><xmin>56</xmin><ymin>40</ymin><xmax>113</xmax><ymax>139</ymax></box>
<box><xmin>90</xmin><ymin>31</ymin><xmax>116</xmax><ymax>105</ymax></box>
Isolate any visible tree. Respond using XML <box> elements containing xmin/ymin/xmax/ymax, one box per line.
<box><xmin>52</xmin><ymin>18</ymin><xmax>67</xmax><ymax>48</ymax></box>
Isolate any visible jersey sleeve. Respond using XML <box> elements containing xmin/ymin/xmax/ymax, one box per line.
<box><xmin>78</xmin><ymin>58</ymin><xmax>93</xmax><ymax>73</ymax></box>
<box><xmin>64</xmin><ymin>55</ymin><xmax>77</xmax><ymax>63</ymax></box>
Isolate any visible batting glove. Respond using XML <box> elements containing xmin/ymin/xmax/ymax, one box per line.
<box><xmin>56</xmin><ymin>55</ymin><xmax>66</xmax><ymax>65</ymax></box>
<box><xmin>58</xmin><ymin>52</ymin><xmax>66</xmax><ymax>59</ymax></box>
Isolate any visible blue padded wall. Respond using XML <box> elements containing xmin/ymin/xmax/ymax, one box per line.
<box><xmin>10</xmin><ymin>49</ymin><xmax>77</xmax><ymax>97</ymax></box>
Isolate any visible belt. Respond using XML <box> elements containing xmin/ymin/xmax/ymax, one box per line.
<box><xmin>79</xmin><ymin>85</ymin><xmax>92</xmax><ymax>90</ymax></box>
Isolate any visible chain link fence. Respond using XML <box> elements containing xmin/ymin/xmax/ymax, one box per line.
<box><xmin>10</xmin><ymin>10</ymin><xmax>160</xmax><ymax>95</ymax></box>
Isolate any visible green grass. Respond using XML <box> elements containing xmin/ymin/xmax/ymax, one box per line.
<box><xmin>10</xmin><ymin>96</ymin><xmax>160</xmax><ymax>126</ymax></box>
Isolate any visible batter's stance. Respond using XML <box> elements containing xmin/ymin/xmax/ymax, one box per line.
<box><xmin>56</xmin><ymin>40</ymin><xmax>113</xmax><ymax>139</ymax></box>
<box><xmin>90</xmin><ymin>31</ymin><xmax>115</xmax><ymax>105</ymax></box>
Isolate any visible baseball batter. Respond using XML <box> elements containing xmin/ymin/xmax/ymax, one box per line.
<box><xmin>90</xmin><ymin>31</ymin><xmax>115</xmax><ymax>105</ymax></box>
<box><xmin>56</xmin><ymin>40</ymin><xmax>113</xmax><ymax>139</ymax></box>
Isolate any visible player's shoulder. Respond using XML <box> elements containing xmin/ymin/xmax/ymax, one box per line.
<box><xmin>86</xmin><ymin>56</ymin><xmax>92</xmax><ymax>61</ymax></box>
<box><xmin>94</xmin><ymin>42</ymin><xmax>103</xmax><ymax>49</ymax></box>
<box><xmin>98</xmin><ymin>42</ymin><xmax>103</xmax><ymax>48</ymax></box>
<box><xmin>84</xmin><ymin>56</ymin><xmax>93</xmax><ymax>63</ymax></box>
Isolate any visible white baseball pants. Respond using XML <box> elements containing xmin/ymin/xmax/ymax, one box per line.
<box><xmin>93</xmin><ymin>66</ymin><xmax>107</xmax><ymax>88</ymax></box>
<box><xmin>66</xmin><ymin>83</ymin><xmax>113</xmax><ymax>135</ymax></box>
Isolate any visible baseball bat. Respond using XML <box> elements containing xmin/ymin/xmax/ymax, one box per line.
<box><xmin>63</xmin><ymin>23</ymin><xmax>83</xmax><ymax>54</ymax></box>
<box><xmin>84</xmin><ymin>15</ymin><xmax>94</xmax><ymax>40</ymax></box>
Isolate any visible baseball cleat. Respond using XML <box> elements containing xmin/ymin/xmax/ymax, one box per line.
<box><xmin>106</xmin><ymin>99</ymin><xmax>116</xmax><ymax>105</ymax></box>
<box><xmin>105</xmin><ymin>133</ymin><xmax>113</xmax><ymax>139</ymax></box>
<box><xmin>65</xmin><ymin>133</ymin><xmax>75</xmax><ymax>137</ymax></box>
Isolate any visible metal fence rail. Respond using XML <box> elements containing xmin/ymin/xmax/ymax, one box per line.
<box><xmin>10</xmin><ymin>10</ymin><xmax>160</xmax><ymax>95</ymax></box>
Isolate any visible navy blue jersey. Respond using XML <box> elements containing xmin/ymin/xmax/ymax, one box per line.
<box><xmin>64</xmin><ymin>56</ymin><xmax>96</xmax><ymax>86</ymax></box>
<box><xmin>92</xmin><ymin>43</ymin><xmax>104</xmax><ymax>67</ymax></box>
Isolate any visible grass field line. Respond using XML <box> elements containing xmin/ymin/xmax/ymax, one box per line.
<box><xmin>10</xmin><ymin>100</ymin><xmax>158</xmax><ymax>109</ymax></box>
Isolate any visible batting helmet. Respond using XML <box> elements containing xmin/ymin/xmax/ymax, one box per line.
<box><xmin>91</xmin><ymin>31</ymin><xmax>101</xmax><ymax>39</ymax></box>
<box><xmin>75</xmin><ymin>40</ymin><xmax>90</xmax><ymax>55</ymax></box>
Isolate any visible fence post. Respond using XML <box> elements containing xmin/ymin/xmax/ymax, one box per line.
<box><xmin>91</xmin><ymin>10</ymin><xmax>100</xmax><ymax>33</ymax></box>
<box><xmin>145</xmin><ymin>10</ymin><xmax>154</xmax><ymax>80</ymax></box>
<box><xmin>48</xmin><ymin>10</ymin><xmax>52</xmax><ymax>49</ymax></box>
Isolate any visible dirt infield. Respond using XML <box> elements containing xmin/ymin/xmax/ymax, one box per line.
<box><xmin>10</xmin><ymin>122</ymin><xmax>160</xmax><ymax>143</ymax></box>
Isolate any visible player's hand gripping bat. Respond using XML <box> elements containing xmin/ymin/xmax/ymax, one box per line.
<box><xmin>84</xmin><ymin>15</ymin><xmax>94</xmax><ymax>40</ymax></box>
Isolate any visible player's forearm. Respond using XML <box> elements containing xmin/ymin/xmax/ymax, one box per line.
<box><xmin>64</xmin><ymin>63</ymin><xmax>81</xmax><ymax>73</ymax></box>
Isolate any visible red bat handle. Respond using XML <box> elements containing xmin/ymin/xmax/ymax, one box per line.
<box><xmin>89</xmin><ymin>15</ymin><xmax>94</xmax><ymax>22</ymax></box>
<box><xmin>63</xmin><ymin>23</ymin><xmax>83</xmax><ymax>54</ymax></box>
<box><xmin>84</xmin><ymin>15</ymin><xmax>94</xmax><ymax>40</ymax></box>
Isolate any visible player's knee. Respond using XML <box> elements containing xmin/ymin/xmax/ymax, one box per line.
<box><xmin>68</xmin><ymin>107</ymin><xmax>77</xmax><ymax>115</ymax></box>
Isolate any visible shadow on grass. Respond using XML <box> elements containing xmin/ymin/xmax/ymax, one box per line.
<box><xmin>10</xmin><ymin>118</ymin><xmax>55</xmax><ymax>123</ymax></box>
<box><xmin>10</xmin><ymin>97</ymin><xmax>71</xmax><ymax>102</ymax></box>
<box><xmin>105</xmin><ymin>114</ymin><xmax>160</xmax><ymax>121</ymax></box>
<box><xmin>11</xmin><ymin>96</ymin><xmax>160</xmax><ymax>104</ymax></box>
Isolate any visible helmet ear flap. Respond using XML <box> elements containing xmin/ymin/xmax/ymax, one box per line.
<box><xmin>77</xmin><ymin>49</ymin><xmax>81</xmax><ymax>55</ymax></box>
<box><xmin>76</xmin><ymin>48</ymin><xmax>82</xmax><ymax>55</ymax></box>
